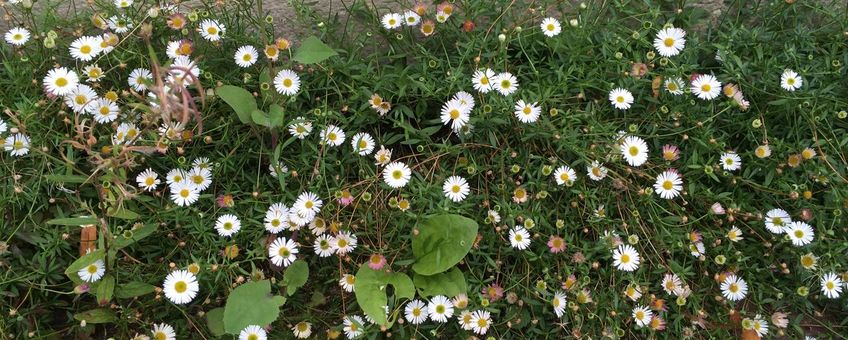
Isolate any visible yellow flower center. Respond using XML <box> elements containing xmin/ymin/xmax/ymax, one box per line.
<box><xmin>248</xmin><ymin>334</ymin><xmax>258</xmax><ymax>340</ymax></box>
<box><xmin>180</xmin><ymin>189</ymin><xmax>189</xmax><ymax>198</ymax></box>
<box><xmin>794</xmin><ymin>230</ymin><xmax>804</xmax><ymax>238</ymax></box>
<box><xmin>388</xmin><ymin>19</ymin><xmax>397</xmax><ymax>26</ymax></box>
<box><xmin>75</xmin><ymin>95</ymin><xmax>87</xmax><ymax>105</ymax></box>
<box><xmin>392</xmin><ymin>170</ymin><xmax>403</xmax><ymax>180</ymax></box>
<box><xmin>99</xmin><ymin>106</ymin><xmax>110</xmax><ymax>115</ymax></box>
<box><xmin>223</xmin><ymin>222</ymin><xmax>233</xmax><ymax>230</ymax></box>
<box><xmin>174</xmin><ymin>280</ymin><xmax>187</xmax><ymax>293</ymax></box>
<box><xmin>207</xmin><ymin>27</ymin><xmax>218</xmax><ymax>35</ymax></box>
<box><xmin>662</xmin><ymin>180</ymin><xmax>673</xmax><ymax>190</ymax></box>
<box><xmin>787</xmin><ymin>78</ymin><xmax>795</xmax><ymax>85</ymax></box>
<box><xmin>480</xmin><ymin>76</ymin><xmax>489</xmax><ymax>85</ymax></box>
<box><xmin>80</xmin><ymin>45</ymin><xmax>92</xmax><ymax>54</ymax></box>
<box><xmin>667</xmin><ymin>82</ymin><xmax>678</xmax><ymax>91</ymax></box>
<box><xmin>345</xmin><ymin>275</ymin><xmax>355</xmax><ymax>284</ymax></box>
<box><xmin>729</xmin><ymin>283</ymin><xmax>738</xmax><ymax>293</ymax></box>
<box><xmin>663</xmin><ymin>38</ymin><xmax>674</xmax><ymax>47</ymax></box>
<box><xmin>435</xmin><ymin>305</ymin><xmax>445</xmax><ymax>313</ymax></box>
<box><xmin>56</xmin><ymin>77</ymin><xmax>68</xmax><ymax>87</ymax></box>
<box><xmin>628</xmin><ymin>146</ymin><xmax>639</xmax><ymax>156</ymax></box>
<box><xmin>450</xmin><ymin>109</ymin><xmax>460</xmax><ymax>119</ymax></box>
<box><xmin>283</xmin><ymin>78</ymin><xmax>293</xmax><ymax>87</ymax></box>
<box><xmin>501</xmin><ymin>79</ymin><xmax>511</xmax><ymax>89</ymax></box>
<box><xmin>154</xmin><ymin>332</ymin><xmax>167</xmax><ymax>340</ymax></box>
<box><xmin>358</xmin><ymin>140</ymin><xmax>367</xmax><ymax>149</ymax></box>
<box><xmin>451</xmin><ymin>185</ymin><xmax>461</xmax><ymax>193</ymax></box>
<box><xmin>620</xmin><ymin>254</ymin><xmax>630</xmax><ymax>263</ymax></box>
<box><xmin>305</xmin><ymin>201</ymin><xmax>314</xmax><ymax>209</ymax></box>
<box><xmin>523</xmin><ymin>106</ymin><xmax>532</xmax><ymax>114</ymax></box>
<box><xmin>635</xmin><ymin>311</ymin><xmax>644</xmax><ymax>320</ymax></box>
<box><xmin>13</xmin><ymin>34</ymin><xmax>22</xmax><ymax>40</ymax></box>
<box><xmin>145</xmin><ymin>178</ymin><xmax>155</xmax><ymax>186</ymax></box>
<box><xmin>338</xmin><ymin>239</ymin><xmax>348</xmax><ymax>248</ymax></box>
<box><xmin>547</xmin><ymin>24</ymin><xmax>555</xmax><ymax>31</ymax></box>
<box><xmin>327</xmin><ymin>132</ymin><xmax>337</xmax><ymax>141</ymax></box>
<box><xmin>701</xmin><ymin>84</ymin><xmax>711</xmax><ymax>92</ymax></box>
<box><xmin>86</xmin><ymin>264</ymin><xmax>98</xmax><ymax>274</ymax></box>
<box><xmin>560</xmin><ymin>173</ymin><xmax>570</xmax><ymax>181</ymax></box>
<box><xmin>278</xmin><ymin>247</ymin><xmax>290</xmax><ymax>257</ymax></box>
<box><xmin>616</xmin><ymin>96</ymin><xmax>624</xmax><ymax>103</ymax></box>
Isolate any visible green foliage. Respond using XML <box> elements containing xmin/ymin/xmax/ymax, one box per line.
<box><xmin>354</xmin><ymin>265</ymin><xmax>415</xmax><ymax>327</ymax></box>
<box><xmin>413</xmin><ymin>267</ymin><xmax>467</xmax><ymax>298</ymax></box>
<box><xmin>217</xmin><ymin>85</ymin><xmax>257</xmax><ymax>124</ymax></box>
<box><xmin>293</xmin><ymin>36</ymin><xmax>338</xmax><ymax>64</ymax></box>
<box><xmin>282</xmin><ymin>260</ymin><xmax>309</xmax><ymax>296</ymax></box>
<box><xmin>222</xmin><ymin>280</ymin><xmax>287</xmax><ymax>334</ymax></box>
<box><xmin>412</xmin><ymin>214</ymin><xmax>478</xmax><ymax>275</ymax></box>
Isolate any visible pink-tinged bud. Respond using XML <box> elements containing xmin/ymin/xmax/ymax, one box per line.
<box><xmin>711</xmin><ymin>202</ymin><xmax>725</xmax><ymax>215</ymax></box>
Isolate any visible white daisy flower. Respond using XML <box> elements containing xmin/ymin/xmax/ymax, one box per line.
<box><xmin>163</xmin><ymin>270</ymin><xmax>199</xmax><ymax>304</ymax></box>
<box><xmin>458</xmin><ymin>310</ymin><xmax>474</xmax><ymax>330</ymax></box>
<box><xmin>151</xmin><ymin>323</ymin><xmax>176</xmax><ymax>340</ymax></box>
<box><xmin>720</xmin><ymin>152</ymin><xmax>742</xmax><ymax>171</ymax></box>
<box><xmin>43</xmin><ymin>67</ymin><xmax>79</xmax><ymax>96</ymax></box>
<box><xmin>170</xmin><ymin>182</ymin><xmax>200</xmax><ymax>207</ymax></box>
<box><xmin>443</xmin><ymin>175</ymin><xmax>470</xmax><ymax>202</ymax></box>
<box><xmin>492</xmin><ymin>72</ymin><xmax>519</xmax><ymax>96</ymax></box>
<box><xmin>653</xmin><ymin>27</ymin><xmax>686</xmax><ymax>57</ymax></box>
<box><xmin>374</xmin><ymin>145</ymin><xmax>392</xmax><ymax>166</ymax></box>
<box><xmin>313</xmin><ymin>234</ymin><xmax>334</xmax><ymax>257</ymax></box>
<box><xmin>540</xmin><ymin>17</ymin><xmax>562</xmax><ymax>37</ymax></box>
<box><xmin>193</xmin><ymin>157</ymin><xmax>213</xmax><ymax>170</ymax></box>
<box><xmin>165</xmin><ymin>168</ymin><xmax>187</xmax><ymax>187</ymax></box>
<box><xmin>77</xmin><ymin>259</ymin><xmax>105</xmax><ymax>282</ymax></box>
<box><xmin>4</xmin><ymin>133</ymin><xmax>30</xmax><ymax>157</ymax></box>
<box><xmin>343</xmin><ymin>315</ymin><xmax>365</xmax><ymax>339</ymax></box>
<box><xmin>780</xmin><ymin>69</ymin><xmax>803</xmax><ymax>91</ymax></box>
<box><xmin>83</xmin><ymin>65</ymin><xmax>105</xmax><ymax>82</ymax></box>
<box><xmin>381</xmin><ymin>13</ymin><xmax>402</xmax><ymax>29</ymax></box>
<box><xmin>691</xmin><ymin>74</ymin><xmax>721</xmax><ymax>100</ymax></box>
<box><xmin>440</xmin><ymin>98</ymin><xmax>471</xmax><ymax>130</ymax></box>
<box><xmin>620</xmin><ymin>136</ymin><xmax>649</xmax><ymax>167</ymax></box>
<box><xmin>238</xmin><ymin>325</ymin><xmax>266</xmax><ymax>340</ymax></box>
<box><xmin>269</xmin><ymin>237</ymin><xmax>299</xmax><ymax>267</ymax></box>
<box><xmin>786</xmin><ymin>221</ymin><xmax>814</xmax><ymax>246</ymax></box>
<box><xmin>63</xmin><ymin>84</ymin><xmax>98</xmax><ymax>114</ymax></box>
<box><xmin>339</xmin><ymin>274</ymin><xmax>356</xmax><ymax>292</ymax></box>
<box><xmin>404</xmin><ymin>299</ymin><xmax>428</xmax><ymax>324</ymax></box>
<box><xmin>608</xmin><ymin>88</ymin><xmax>634</xmax><ymax>110</ymax></box>
<box><xmin>136</xmin><ymin>168</ymin><xmax>160</xmax><ymax>192</ymax></box>
<box><xmin>69</xmin><ymin>36</ymin><xmax>103</xmax><ymax>62</ymax></box>
<box><xmin>293</xmin><ymin>191</ymin><xmax>322</xmax><ymax>221</ymax></box>
<box><xmin>108</xmin><ymin>15</ymin><xmax>132</xmax><ymax>34</ymax></box>
<box><xmin>291</xmin><ymin>322</ymin><xmax>312</xmax><ymax>339</ymax></box>
<box><xmin>765</xmin><ymin>208</ymin><xmax>792</xmax><ymax>234</ymax></box>
<box><xmin>470</xmin><ymin>310</ymin><xmax>491</xmax><ymax>335</ymax></box>
<box><xmin>199</xmin><ymin>19</ymin><xmax>225</xmax><ymax>41</ymax></box>
<box><xmin>509</xmin><ymin>226</ymin><xmax>531</xmax><ymax>250</ymax></box>
<box><xmin>514</xmin><ymin>99</ymin><xmax>541</xmax><ymax>123</ymax></box>
<box><xmin>664</xmin><ymin>77</ymin><xmax>685</xmax><ymax>95</ymax></box>
<box><xmin>5</xmin><ymin>27</ymin><xmax>30</xmax><ymax>46</ymax></box>
<box><xmin>720</xmin><ymin>274</ymin><xmax>748</xmax><ymax>301</ymax></box>
<box><xmin>128</xmin><ymin>68</ymin><xmax>152</xmax><ymax>92</ymax></box>
<box><xmin>320</xmin><ymin>125</ymin><xmax>346</xmax><ymax>146</ymax></box>
<box><xmin>631</xmin><ymin>305</ymin><xmax>653</xmax><ymax>328</ymax></box>
<box><xmin>553</xmin><ymin>165</ymin><xmax>577</xmax><ymax>185</ymax></box>
<box><xmin>382</xmin><ymin>161</ymin><xmax>412</xmax><ymax>188</ymax></box>
<box><xmin>168</xmin><ymin>56</ymin><xmax>201</xmax><ymax>87</ymax></box>
<box><xmin>403</xmin><ymin>11</ymin><xmax>421</xmax><ymax>26</ymax></box>
<box><xmin>653</xmin><ymin>169</ymin><xmax>683</xmax><ymax>199</ymax></box>
<box><xmin>726</xmin><ymin>226</ymin><xmax>743</xmax><ymax>242</ymax></box>
<box><xmin>215</xmin><ymin>214</ymin><xmax>241</xmax><ymax>237</ymax></box>
<box><xmin>264</xmin><ymin>205</ymin><xmax>289</xmax><ymax>234</ymax></box>
<box><xmin>551</xmin><ymin>290</ymin><xmax>566</xmax><ymax>317</ymax></box>
<box><xmin>91</xmin><ymin>98</ymin><xmax>119</xmax><ymax>123</ymax></box>
<box><xmin>661</xmin><ymin>273</ymin><xmax>682</xmax><ymax>295</ymax></box>
<box><xmin>350</xmin><ymin>132</ymin><xmax>375</xmax><ymax>155</ymax></box>
<box><xmin>586</xmin><ymin>161</ymin><xmax>608</xmax><ymax>181</ymax></box>
<box><xmin>332</xmin><ymin>231</ymin><xmax>357</xmax><ymax>255</ymax></box>
<box><xmin>0</xmin><ymin>118</ymin><xmax>6</xmax><ymax>135</ymax></box>
<box><xmin>187</xmin><ymin>167</ymin><xmax>212</xmax><ymax>191</ymax></box>
<box><xmin>820</xmin><ymin>272</ymin><xmax>843</xmax><ymax>299</ymax></box>
<box><xmin>234</xmin><ymin>45</ymin><xmax>258</xmax><ymax>68</ymax></box>
<box><xmin>427</xmin><ymin>295</ymin><xmax>454</xmax><ymax>323</ymax></box>
<box><xmin>288</xmin><ymin>117</ymin><xmax>312</xmax><ymax>138</ymax></box>
<box><xmin>612</xmin><ymin>244</ymin><xmax>640</xmax><ymax>272</ymax></box>
<box><xmin>750</xmin><ymin>315</ymin><xmax>769</xmax><ymax>338</ymax></box>
<box><xmin>689</xmin><ymin>242</ymin><xmax>705</xmax><ymax>257</ymax></box>
<box><xmin>114</xmin><ymin>0</ymin><xmax>133</xmax><ymax>8</ymax></box>
<box><xmin>471</xmin><ymin>68</ymin><xmax>495</xmax><ymax>93</ymax></box>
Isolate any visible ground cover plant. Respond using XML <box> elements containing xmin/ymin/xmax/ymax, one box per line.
<box><xmin>1</xmin><ymin>0</ymin><xmax>847</xmax><ymax>338</ymax></box>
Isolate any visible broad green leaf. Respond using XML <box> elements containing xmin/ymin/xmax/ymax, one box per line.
<box><xmin>95</xmin><ymin>274</ymin><xmax>115</xmax><ymax>305</ymax></box>
<box><xmin>413</xmin><ymin>267</ymin><xmax>467</xmax><ymax>298</ymax></box>
<box><xmin>268</xmin><ymin>104</ymin><xmax>286</xmax><ymax>127</ymax></box>
<box><xmin>354</xmin><ymin>265</ymin><xmax>414</xmax><ymax>327</ymax></box>
<box><xmin>411</xmin><ymin>214</ymin><xmax>478</xmax><ymax>275</ymax></box>
<box><xmin>251</xmin><ymin>109</ymin><xmax>271</xmax><ymax>127</ymax></box>
<box><xmin>217</xmin><ymin>85</ymin><xmax>257</xmax><ymax>124</ymax></box>
<box><xmin>206</xmin><ymin>307</ymin><xmax>226</xmax><ymax>337</ymax></box>
<box><xmin>73</xmin><ymin>308</ymin><xmax>116</xmax><ymax>324</ymax></box>
<box><xmin>293</xmin><ymin>36</ymin><xmax>338</xmax><ymax>64</ymax></box>
<box><xmin>115</xmin><ymin>281</ymin><xmax>156</xmax><ymax>299</ymax></box>
<box><xmin>223</xmin><ymin>280</ymin><xmax>287</xmax><ymax>334</ymax></box>
<box><xmin>47</xmin><ymin>217</ymin><xmax>97</xmax><ymax>226</ymax></box>
<box><xmin>112</xmin><ymin>224</ymin><xmax>158</xmax><ymax>250</ymax></box>
<box><xmin>64</xmin><ymin>249</ymin><xmax>106</xmax><ymax>284</ymax></box>
<box><xmin>282</xmin><ymin>260</ymin><xmax>309</xmax><ymax>296</ymax></box>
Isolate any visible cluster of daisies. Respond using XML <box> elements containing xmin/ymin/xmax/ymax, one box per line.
<box><xmin>380</xmin><ymin>2</ymin><xmax>457</xmax><ymax>36</ymax></box>
<box><xmin>134</xmin><ymin>158</ymin><xmax>214</xmax><ymax>207</ymax></box>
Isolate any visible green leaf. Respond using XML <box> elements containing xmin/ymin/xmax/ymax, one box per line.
<box><xmin>282</xmin><ymin>260</ymin><xmax>309</xmax><ymax>296</ymax></box>
<box><xmin>115</xmin><ymin>281</ymin><xmax>156</xmax><ymax>299</ymax></box>
<box><xmin>411</xmin><ymin>214</ymin><xmax>478</xmax><ymax>275</ymax></box>
<box><xmin>112</xmin><ymin>224</ymin><xmax>158</xmax><ymax>250</ymax></box>
<box><xmin>106</xmin><ymin>207</ymin><xmax>139</xmax><ymax>220</ymax></box>
<box><xmin>217</xmin><ymin>85</ymin><xmax>257</xmax><ymax>124</ymax></box>
<box><xmin>47</xmin><ymin>217</ymin><xmax>98</xmax><ymax>226</ymax></box>
<box><xmin>413</xmin><ymin>267</ymin><xmax>467</xmax><ymax>298</ymax></box>
<box><xmin>64</xmin><ymin>249</ymin><xmax>106</xmax><ymax>284</ymax></box>
<box><xmin>293</xmin><ymin>36</ymin><xmax>338</xmax><ymax>64</ymax></box>
<box><xmin>268</xmin><ymin>104</ymin><xmax>286</xmax><ymax>128</ymax></box>
<box><xmin>73</xmin><ymin>308</ymin><xmax>116</xmax><ymax>324</ymax></box>
<box><xmin>223</xmin><ymin>280</ymin><xmax>287</xmax><ymax>334</ymax></box>
<box><xmin>206</xmin><ymin>307</ymin><xmax>226</xmax><ymax>337</ymax></box>
<box><xmin>95</xmin><ymin>274</ymin><xmax>115</xmax><ymax>305</ymax></box>
<box><xmin>44</xmin><ymin>174</ymin><xmax>88</xmax><ymax>184</ymax></box>
<box><xmin>354</xmin><ymin>265</ymin><xmax>414</xmax><ymax>327</ymax></box>
<box><xmin>251</xmin><ymin>109</ymin><xmax>271</xmax><ymax>127</ymax></box>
